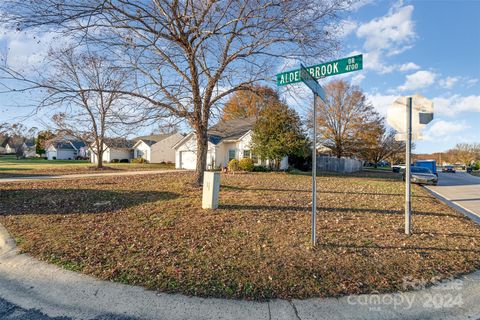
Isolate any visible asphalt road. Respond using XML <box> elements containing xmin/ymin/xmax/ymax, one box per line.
<box><xmin>426</xmin><ymin>171</ymin><xmax>480</xmax><ymax>220</ymax></box>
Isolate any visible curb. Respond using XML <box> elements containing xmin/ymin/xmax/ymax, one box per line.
<box><xmin>0</xmin><ymin>221</ymin><xmax>479</xmax><ymax>320</ymax></box>
<box><xmin>0</xmin><ymin>224</ymin><xmax>16</xmax><ymax>256</ymax></box>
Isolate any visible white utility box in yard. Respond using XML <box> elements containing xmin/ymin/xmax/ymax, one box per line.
<box><xmin>202</xmin><ymin>171</ymin><xmax>220</xmax><ymax>209</ymax></box>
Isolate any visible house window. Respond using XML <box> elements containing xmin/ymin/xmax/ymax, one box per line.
<box><xmin>228</xmin><ymin>149</ymin><xmax>236</xmax><ymax>161</ymax></box>
<box><xmin>243</xmin><ymin>150</ymin><xmax>251</xmax><ymax>158</ymax></box>
<box><xmin>252</xmin><ymin>152</ymin><xmax>259</xmax><ymax>163</ymax></box>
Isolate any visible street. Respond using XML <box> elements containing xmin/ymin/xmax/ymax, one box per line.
<box><xmin>425</xmin><ymin>172</ymin><xmax>480</xmax><ymax>220</ymax></box>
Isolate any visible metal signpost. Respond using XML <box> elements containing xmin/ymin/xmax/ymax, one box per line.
<box><xmin>405</xmin><ymin>97</ymin><xmax>412</xmax><ymax>235</ymax></box>
<box><xmin>387</xmin><ymin>95</ymin><xmax>434</xmax><ymax>235</ymax></box>
<box><xmin>277</xmin><ymin>55</ymin><xmax>363</xmax><ymax>246</ymax></box>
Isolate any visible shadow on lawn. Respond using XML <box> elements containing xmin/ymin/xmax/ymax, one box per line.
<box><xmin>322</xmin><ymin>241</ymin><xmax>480</xmax><ymax>253</ymax></box>
<box><xmin>220</xmin><ymin>204</ymin><xmax>461</xmax><ymax>219</ymax></box>
<box><xmin>221</xmin><ymin>185</ymin><xmax>431</xmax><ymax>198</ymax></box>
<box><xmin>0</xmin><ymin>188</ymin><xmax>179</xmax><ymax>215</ymax></box>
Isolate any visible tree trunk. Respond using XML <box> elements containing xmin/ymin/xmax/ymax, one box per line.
<box><xmin>194</xmin><ymin>129</ymin><xmax>208</xmax><ymax>186</ymax></box>
<box><xmin>97</xmin><ymin>150</ymin><xmax>103</xmax><ymax>169</ymax></box>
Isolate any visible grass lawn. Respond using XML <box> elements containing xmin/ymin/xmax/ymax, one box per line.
<box><xmin>1</xmin><ymin>171</ymin><xmax>479</xmax><ymax>300</ymax></box>
<box><xmin>0</xmin><ymin>155</ymin><xmax>174</xmax><ymax>178</ymax></box>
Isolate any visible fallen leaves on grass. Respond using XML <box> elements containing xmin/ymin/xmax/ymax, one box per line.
<box><xmin>0</xmin><ymin>171</ymin><xmax>479</xmax><ymax>300</ymax></box>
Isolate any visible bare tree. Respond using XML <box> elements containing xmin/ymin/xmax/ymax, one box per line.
<box><xmin>452</xmin><ymin>143</ymin><xmax>476</xmax><ymax>167</ymax></box>
<box><xmin>9</xmin><ymin>48</ymin><xmax>135</xmax><ymax>168</ymax></box>
<box><xmin>1</xmin><ymin>0</ymin><xmax>349</xmax><ymax>184</ymax></box>
<box><xmin>313</xmin><ymin>80</ymin><xmax>383</xmax><ymax>158</ymax></box>
<box><xmin>359</xmin><ymin>127</ymin><xmax>405</xmax><ymax>167</ymax></box>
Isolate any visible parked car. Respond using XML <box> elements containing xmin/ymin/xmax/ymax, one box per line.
<box><xmin>403</xmin><ymin>166</ymin><xmax>438</xmax><ymax>185</ymax></box>
<box><xmin>392</xmin><ymin>164</ymin><xmax>406</xmax><ymax>173</ymax></box>
<box><xmin>442</xmin><ymin>165</ymin><xmax>456</xmax><ymax>173</ymax></box>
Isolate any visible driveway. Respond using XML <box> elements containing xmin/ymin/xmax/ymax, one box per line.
<box><xmin>425</xmin><ymin>172</ymin><xmax>480</xmax><ymax>222</ymax></box>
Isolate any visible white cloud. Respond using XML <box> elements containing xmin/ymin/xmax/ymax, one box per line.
<box><xmin>353</xmin><ymin>3</ymin><xmax>418</xmax><ymax>75</ymax></box>
<box><xmin>351</xmin><ymin>73</ymin><xmax>366</xmax><ymax>86</ymax></box>
<box><xmin>399</xmin><ymin>62</ymin><xmax>420</xmax><ymax>72</ymax></box>
<box><xmin>338</xmin><ymin>19</ymin><xmax>358</xmax><ymax>38</ymax></box>
<box><xmin>356</xmin><ymin>4</ymin><xmax>415</xmax><ymax>55</ymax></box>
<box><xmin>398</xmin><ymin>70</ymin><xmax>436</xmax><ymax>91</ymax></box>
<box><xmin>439</xmin><ymin>76</ymin><xmax>459</xmax><ymax>89</ymax></box>
<box><xmin>366</xmin><ymin>93</ymin><xmax>398</xmax><ymax>117</ymax></box>
<box><xmin>422</xmin><ymin>120</ymin><xmax>469</xmax><ymax>141</ymax></box>
<box><xmin>0</xmin><ymin>26</ymin><xmax>69</xmax><ymax>74</ymax></box>
<box><xmin>433</xmin><ymin>95</ymin><xmax>480</xmax><ymax>116</ymax></box>
<box><xmin>467</xmin><ymin>78</ymin><xmax>478</xmax><ymax>87</ymax></box>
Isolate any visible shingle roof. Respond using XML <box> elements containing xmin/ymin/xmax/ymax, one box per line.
<box><xmin>70</xmin><ymin>140</ymin><xmax>86</xmax><ymax>150</ymax></box>
<box><xmin>207</xmin><ymin>117</ymin><xmax>256</xmax><ymax>144</ymax></box>
<box><xmin>103</xmin><ymin>138</ymin><xmax>135</xmax><ymax>149</ymax></box>
<box><xmin>136</xmin><ymin>139</ymin><xmax>157</xmax><ymax>147</ymax></box>
<box><xmin>134</xmin><ymin>134</ymin><xmax>172</xmax><ymax>143</ymax></box>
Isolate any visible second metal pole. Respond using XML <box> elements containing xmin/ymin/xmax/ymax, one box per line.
<box><xmin>312</xmin><ymin>94</ymin><xmax>317</xmax><ymax>246</ymax></box>
<box><xmin>405</xmin><ymin>97</ymin><xmax>412</xmax><ymax>235</ymax></box>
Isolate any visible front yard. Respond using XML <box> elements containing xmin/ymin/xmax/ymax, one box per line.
<box><xmin>0</xmin><ymin>155</ymin><xmax>174</xmax><ymax>178</ymax></box>
<box><xmin>0</xmin><ymin>171</ymin><xmax>479</xmax><ymax>300</ymax></box>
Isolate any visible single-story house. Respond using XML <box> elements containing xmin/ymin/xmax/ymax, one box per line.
<box><xmin>0</xmin><ymin>136</ymin><xmax>8</xmax><ymax>154</ymax></box>
<box><xmin>90</xmin><ymin>138</ymin><xmax>135</xmax><ymax>164</ymax></box>
<box><xmin>173</xmin><ymin>117</ymin><xmax>288</xmax><ymax>170</ymax></box>
<box><xmin>132</xmin><ymin>133</ymin><xmax>184</xmax><ymax>163</ymax></box>
<box><xmin>4</xmin><ymin>142</ymin><xmax>15</xmax><ymax>154</ymax></box>
<box><xmin>46</xmin><ymin>139</ymin><xmax>87</xmax><ymax>160</ymax></box>
<box><xmin>22</xmin><ymin>140</ymin><xmax>37</xmax><ymax>158</ymax></box>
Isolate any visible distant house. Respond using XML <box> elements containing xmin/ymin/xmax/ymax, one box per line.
<box><xmin>5</xmin><ymin>142</ymin><xmax>15</xmax><ymax>154</ymax></box>
<box><xmin>22</xmin><ymin>140</ymin><xmax>37</xmax><ymax>158</ymax></box>
<box><xmin>46</xmin><ymin>139</ymin><xmax>87</xmax><ymax>160</ymax></box>
<box><xmin>173</xmin><ymin>117</ymin><xmax>288</xmax><ymax>170</ymax></box>
<box><xmin>132</xmin><ymin>133</ymin><xmax>184</xmax><ymax>163</ymax></box>
<box><xmin>90</xmin><ymin>138</ymin><xmax>135</xmax><ymax>164</ymax></box>
<box><xmin>0</xmin><ymin>137</ymin><xmax>9</xmax><ymax>154</ymax></box>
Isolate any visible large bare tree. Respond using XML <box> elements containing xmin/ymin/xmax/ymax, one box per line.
<box><xmin>1</xmin><ymin>0</ymin><xmax>349</xmax><ymax>184</ymax></box>
<box><xmin>5</xmin><ymin>48</ymin><xmax>135</xmax><ymax>168</ymax></box>
<box><xmin>313</xmin><ymin>80</ymin><xmax>383</xmax><ymax>158</ymax></box>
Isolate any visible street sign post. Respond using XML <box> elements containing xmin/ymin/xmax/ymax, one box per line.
<box><xmin>277</xmin><ymin>56</ymin><xmax>363</xmax><ymax>247</ymax></box>
<box><xmin>387</xmin><ymin>95</ymin><xmax>434</xmax><ymax>235</ymax></box>
<box><xmin>300</xmin><ymin>64</ymin><xmax>323</xmax><ymax>247</ymax></box>
<box><xmin>405</xmin><ymin>97</ymin><xmax>412</xmax><ymax>235</ymax></box>
<box><xmin>277</xmin><ymin>54</ymin><xmax>363</xmax><ymax>86</ymax></box>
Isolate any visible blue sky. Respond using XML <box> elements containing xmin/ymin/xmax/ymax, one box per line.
<box><xmin>1</xmin><ymin>0</ymin><xmax>479</xmax><ymax>154</ymax></box>
<box><xmin>333</xmin><ymin>0</ymin><xmax>480</xmax><ymax>153</ymax></box>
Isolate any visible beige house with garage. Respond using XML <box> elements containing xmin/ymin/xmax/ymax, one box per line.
<box><xmin>173</xmin><ymin>117</ymin><xmax>288</xmax><ymax>170</ymax></box>
<box><xmin>132</xmin><ymin>133</ymin><xmax>183</xmax><ymax>163</ymax></box>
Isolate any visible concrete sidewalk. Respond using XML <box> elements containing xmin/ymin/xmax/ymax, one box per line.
<box><xmin>1</xmin><ymin>225</ymin><xmax>479</xmax><ymax>320</ymax></box>
<box><xmin>0</xmin><ymin>169</ymin><xmax>182</xmax><ymax>183</ymax></box>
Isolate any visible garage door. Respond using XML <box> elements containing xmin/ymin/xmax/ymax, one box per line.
<box><xmin>180</xmin><ymin>151</ymin><xmax>197</xmax><ymax>170</ymax></box>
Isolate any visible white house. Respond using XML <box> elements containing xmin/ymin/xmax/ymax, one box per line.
<box><xmin>132</xmin><ymin>133</ymin><xmax>184</xmax><ymax>163</ymax></box>
<box><xmin>90</xmin><ymin>138</ymin><xmax>134</xmax><ymax>164</ymax></box>
<box><xmin>46</xmin><ymin>139</ymin><xmax>87</xmax><ymax>160</ymax></box>
<box><xmin>173</xmin><ymin>117</ymin><xmax>288</xmax><ymax>170</ymax></box>
<box><xmin>22</xmin><ymin>140</ymin><xmax>37</xmax><ymax>158</ymax></box>
<box><xmin>5</xmin><ymin>142</ymin><xmax>15</xmax><ymax>154</ymax></box>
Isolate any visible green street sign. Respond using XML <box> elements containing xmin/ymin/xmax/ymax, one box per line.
<box><xmin>276</xmin><ymin>54</ymin><xmax>363</xmax><ymax>86</ymax></box>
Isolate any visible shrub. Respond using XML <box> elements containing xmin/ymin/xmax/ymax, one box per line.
<box><xmin>474</xmin><ymin>160</ymin><xmax>480</xmax><ymax>171</ymax></box>
<box><xmin>253</xmin><ymin>165</ymin><xmax>268</xmax><ymax>172</ymax></box>
<box><xmin>227</xmin><ymin>159</ymin><xmax>239</xmax><ymax>172</ymax></box>
<box><xmin>119</xmin><ymin>159</ymin><xmax>129</xmax><ymax>163</ymax></box>
<box><xmin>132</xmin><ymin>157</ymin><xmax>148</xmax><ymax>164</ymax></box>
<box><xmin>111</xmin><ymin>159</ymin><xmax>120</xmax><ymax>163</ymax></box>
<box><xmin>239</xmin><ymin>158</ymin><xmax>254</xmax><ymax>172</ymax></box>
